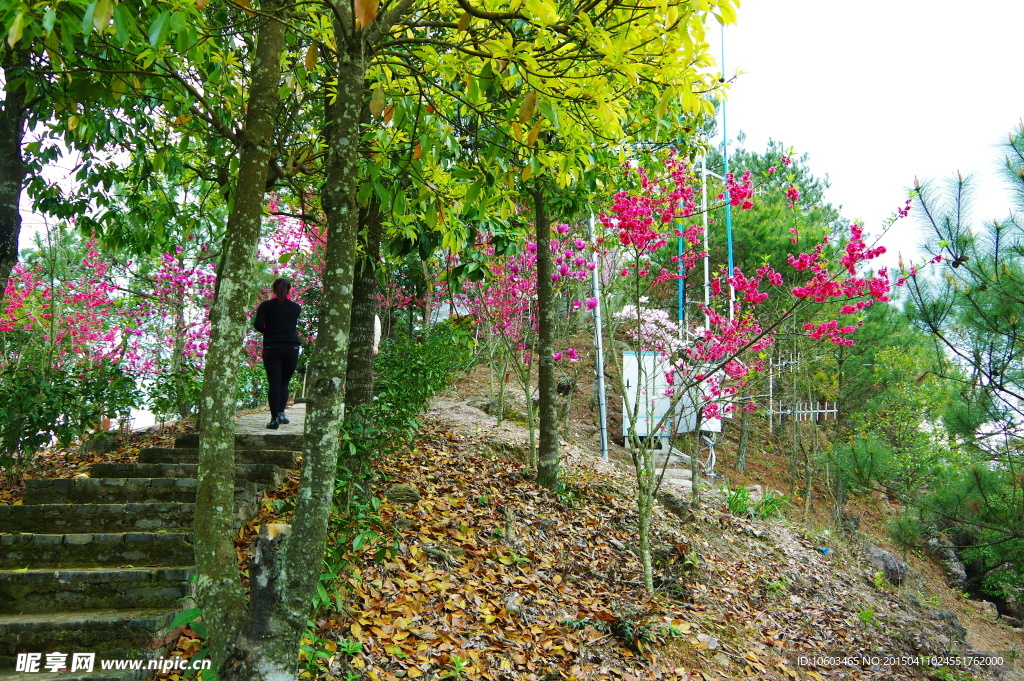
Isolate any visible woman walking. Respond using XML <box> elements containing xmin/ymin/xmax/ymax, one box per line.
<box><xmin>254</xmin><ymin>278</ymin><xmax>302</xmax><ymax>429</ymax></box>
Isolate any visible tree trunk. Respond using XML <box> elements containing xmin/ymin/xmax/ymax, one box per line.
<box><xmin>637</xmin><ymin>480</ymin><xmax>654</xmax><ymax>593</ymax></box>
<box><xmin>192</xmin><ymin>3</ymin><xmax>287</xmax><ymax>675</ymax></box>
<box><xmin>247</xmin><ymin>15</ymin><xmax>365</xmax><ymax>675</ymax></box>
<box><xmin>345</xmin><ymin>197</ymin><xmax>382</xmax><ymax>415</ymax></box>
<box><xmin>340</xmin><ymin>196</ymin><xmax>382</xmax><ymax>507</ymax></box>
<box><xmin>0</xmin><ymin>50</ymin><xmax>28</xmax><ymax>303</ymax></box>
<box><xmin>534</xmin><ymin>187</ymin><xmax>559</xmax><ymax>490</ymax></box>
<box><xmin>736</xmin><ymin>406</ymin><xmax>750</xmax><ymax>475</ymax></box>
<box><xmin>170</xmin><ymin>294</ymin><xmax>189</xmax><ymax>419</ymax></box>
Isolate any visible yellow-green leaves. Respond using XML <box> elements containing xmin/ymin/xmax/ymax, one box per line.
<box><xmin>715</xmin><ymin>1</ymin><xmax>738</xmax><ymax>25</ymax></box>
<box><xmin>7</xmin><ymin>11</ymin><xmax>25</xmax><ymax>47</ymax></box>
<box><xmin>524</xmin><ymin>0</ymin><xmax>558</xmax><ymax>25</ymax></box>
<box><xmin>656</xmin><ymin>88</ymin><xmax>673</xmax><ymax>121</ymax></box>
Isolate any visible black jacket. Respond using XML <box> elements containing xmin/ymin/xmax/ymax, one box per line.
<box><xmin>254</xmin><ymin>299</ymin><xmax>302</xmax><ymax>346</ymax></box>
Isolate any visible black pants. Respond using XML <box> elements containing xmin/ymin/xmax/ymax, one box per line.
<box><xmin>263</xmin><ymin>344</ymin><xmax>300</xmax><ymax>415</ymax></box>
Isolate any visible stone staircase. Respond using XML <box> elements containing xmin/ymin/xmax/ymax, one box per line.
<box><xmin>0</xmin><ymin>423</ymin><xmax>303</xmax><ymax>681</ymax></box>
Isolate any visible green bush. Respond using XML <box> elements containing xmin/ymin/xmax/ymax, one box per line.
<box><xmin>723</xmin><ymin>483</ymin><xmax>789</xmax><ymax>519</ymax></box>
<box><xmin>0</xmin><ymin>340</ymin><xmax>140</xmax><ymax>483</ymax></box>
<box><xmin>333</xmin><ymin>318</ymin><xmax>474</xmax><ymax>513</ymax></box>
<box><xmin>830</xmin><ymin>433</ymin><xmax>894</xmax><ymax>492</ymax></box>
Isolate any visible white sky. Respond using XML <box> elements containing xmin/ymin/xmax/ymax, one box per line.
<box><xmin>711</xmin><ymin>0</ymin><xmax>1024</xmax><ymax>263</ymax></box>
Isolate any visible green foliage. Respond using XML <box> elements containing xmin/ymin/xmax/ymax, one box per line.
<box><xmin>830</xmin><ymin>433</ymin><xmax>895</xmax><ymax>492</ymax></box>
<box><xmin>440</xmin><ymin>655</ymin><xmax>471</xmax><ymax>680</ymax></box>
<box><xmin>764</xmin><ymin>577</ymin><xmax>789</xmax><ymax>596</ymax></box>
<box><xmin>723</xmin><ymin>483</ymin><xmax>790</xmax><ymax>519</ymax></box>
<box><xmin>873</xmin><ymin>571</ymin><xmax>889</xmax><ymax>591</ymax></box>
<box><xmin>931</xmin><ymin>667</ymin><xmax>983</xmax><ymax>681</ymax></box>
<box><xmin>147</xmin><ymin>365</ymin><xmax>202</xmax><ymax>422</ymax></box>
<box><xmin>0</xmin><ymin>334</ymin><xmax>140</xmax><ymax>483</ymax></box>
<box><xmin>857</xmin><ymin>607</ymin><xmax>876</xmax><ymax>626</ymax></box>
<box><xmin>346</xmin><ymin>319</ymin><xmax>475</xmax><ymax>458</ymax></box>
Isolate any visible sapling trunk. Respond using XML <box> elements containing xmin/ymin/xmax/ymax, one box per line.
<box><xmin>737</xmin><ymin>406</ymin><xmax>750</xmax><ymax>475</ymax></box>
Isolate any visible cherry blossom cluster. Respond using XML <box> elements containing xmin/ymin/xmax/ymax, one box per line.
<box><xmin>612</xmin><ymin>304</ymin><xmax>681</xmax><ymax>354</ymax></box>
<box><xmin>604</xmin><ymin>155</ymin><xmax>902</xmax><ymax>422</ymax></box>
<box><xmin>115</xmin><ymin>246</ymin><xmax>218</xmax><ymax>376</ymax></box>
<box><xmin>1</xmin><ymin>241</ymin><xmax>123</xmax><ymax>364</ymax></box>
<box><xmin>460</xmin><ymin>225</ymin><xmax>594</xmax><ymax>365</ymax></box>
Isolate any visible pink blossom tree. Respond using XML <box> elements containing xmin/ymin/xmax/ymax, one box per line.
<box><xmin>595</xmin><ymin>156</ymin><xmax>897</xmax><ymax>592</ymax></box>
<box><xmin>459</xmin><ymin>227</ymin><xmax>594</xmax><ymax>467</ymax></box>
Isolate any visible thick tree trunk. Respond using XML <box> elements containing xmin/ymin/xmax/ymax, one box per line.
<box><xmin>192</xmin><ymin>3</ymin><xmax>287</xmax><ymax>675</ymax></box>
<box><xmin>534</xmin><ymin>188</ymin><xmax>559</xmax><ymax>489</ymax></box>
<box><xmin>247</xmin><ymin>16</ymin><xmax>365</xmax><ymax>677</ymax></box>
<box><xmin>345</xmin><ymin>198</ymin><xmax>382</xmax><ymax>415</ymax></box>
<box><xmin>0</xmin><ymin>51</ymin><xmax>28</xmax><ymax>303</ymax></box>
<box><xmin>339</xmin><ymin>196</ymin><xmax>381</xmax><ymax>506</ymax></box>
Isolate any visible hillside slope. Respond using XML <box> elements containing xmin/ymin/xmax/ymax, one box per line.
<box><xmin>299</xmin><ymin>369</ymin><xmax>1024</xmax><ymax>681</ymax></box>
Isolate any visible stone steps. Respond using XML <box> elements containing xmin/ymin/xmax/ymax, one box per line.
<box><xmin>0</xmin><ymin>609</ymin><xmax>177</xmax><ymax>668</ymax></box>
<box><xmin>0</xmin><ymin>503</ymin><xmax>196</xmax><ymax>535</ymax></box>
<box><xmin>139</xmin><ymin>447</ymin><xmax>298</xmax><ymax>469</ymax></box>
<box><xmin>90</xmin><ymin>462</ymin><xmax>286</xmax><ymax>487</ymax></box>
<box><xmin>1</xmin><ymin>422</ymin><xmax>304</xmax><ymax>677</ymax></box>
<box><xmin>0</xmin><ymin>533</ymin><xmax>193</xmax><ymax>569</ymax></box>
<box><xmin>0</xmin><ymin>669</ymin><xmax>144</xmax><ymax>681</ymax></box>
<box><xmin>174</xmin><ymin>432</ymin><xmax>304</xmax><ymax>451</ymax></box>
<box><xmin>0</xmin><ymin>567</ymin><xmax>194</xmax><ymax>614</ymax></box>
<box><xmin>22</xmin><ymin>477</ymin><xmax>263</xmax><ymax>505</ymax></box>
<box><xmin>660</xmin><ymin>468</ymin><xmax>694</xmax><ymax>484</ymax></box>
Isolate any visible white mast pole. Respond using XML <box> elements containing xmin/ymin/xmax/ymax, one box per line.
<box><xmin>589</xmin><ymin>215</ymin><xmax>609</xmax><ymax>461</ymax></box>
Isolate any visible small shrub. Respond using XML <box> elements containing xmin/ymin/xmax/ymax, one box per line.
<box><xmin>724</xmin><ymin>484</ymin><xmax>790</xmax><ymax>519</ymax></box>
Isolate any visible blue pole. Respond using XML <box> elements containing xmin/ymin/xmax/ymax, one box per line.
<box><xmin>721</xmin><ymin>26</ymin><xmax>733</xmax><ymax>276</ymax></box>
<box><xmin>676</xmin><ymin>117</ymin><xmax>685</xmax><ymax>333</ymax></box>
<box><xmin>678</xmin><ymin>217</ymin><xmax>684</xmax><ymax>330</ymax></box>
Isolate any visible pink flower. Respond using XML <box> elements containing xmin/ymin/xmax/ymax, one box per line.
<box><xmin>585</xmin><ymin>297</ymin><xmax>598</xmax><ymax>310</ymax></box>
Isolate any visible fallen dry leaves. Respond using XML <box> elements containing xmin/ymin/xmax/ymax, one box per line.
<box><xmin>303</xmin><ymin>420</ymin><xmax>970</xmax><ymax>681</ymax></box>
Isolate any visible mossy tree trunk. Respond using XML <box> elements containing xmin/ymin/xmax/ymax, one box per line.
<box><xmin>192</xmin><ymin>1</ymin><xmax>288</xmax><ymax>676</ymax></box>
<box><xmin>0</xmin><ymin>49</ymin><xmax>28</xmax><ymax>304</ymax></box>
<box><xmin>345</xmin><ymin>196</ymin><xmax>382</xmax><ymax>416</ymax></box>
<box><xmin>534</xmin><ymin>186</ymin><xmax>559</xmax><ymax>490</ymax></box>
